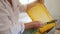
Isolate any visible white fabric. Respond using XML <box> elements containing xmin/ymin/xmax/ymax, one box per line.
<box><xmin>0</xmin><ymin>0</ymin><xmax>24</xmax><ymax>34</ymax></box>
<box><xmin>19</xmin><ymin>12</ymin><xmax>32</xmax><ymax>23</ymax></box>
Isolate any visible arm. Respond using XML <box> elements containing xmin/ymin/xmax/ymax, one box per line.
<box><xmin>24</xmin><ymin>21</ymin><xmax>44</xmax><ymax>30</ymax></box>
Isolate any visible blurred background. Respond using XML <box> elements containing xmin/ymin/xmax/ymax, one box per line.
<box><xmin>45</xmin><ymin>0</ymin><xmax>60</xmax><ymax>34</ymax></box>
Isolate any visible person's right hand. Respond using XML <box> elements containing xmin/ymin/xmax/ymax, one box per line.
<box><xmin>24</xmin><ymin>21</ymin><xmax>44</xmax><ymax>30</ymax></box>
<box><xmin>31</xmin><ymin>21</ymin><xmax>44</xmax><ymax>29</ymax></box>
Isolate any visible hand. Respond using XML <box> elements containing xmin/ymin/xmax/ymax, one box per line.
<box><xmin>24</xmin><ymin>21</ymin><xmax>44</xmax><ymax>30</ymax></box>
<box><xmin>32</xmin><ymin>21</ymin><xmax>44</xmax><ymax>29</ymax></box>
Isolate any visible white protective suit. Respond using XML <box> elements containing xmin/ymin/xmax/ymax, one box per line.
<box><xmin>0</xmin><ymin>0</ymin><xmax>25</xmax><ymax>34</ymax></box>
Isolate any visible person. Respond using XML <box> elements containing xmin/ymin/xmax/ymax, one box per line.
<box><xmin>0</xmin><ymin>0</ymin><xmax>44</xmax><ymax>34</ymax></box>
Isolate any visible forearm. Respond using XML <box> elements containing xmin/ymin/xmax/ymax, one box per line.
<box><xmin>24</xmin><ymin>21</ymin><xmax>44</xmax><ymax>30</ymax></box>
<box><xmin>24</xmin><ymin>23</ymin><xmax>34</xmax><ymax>30</ymax></box>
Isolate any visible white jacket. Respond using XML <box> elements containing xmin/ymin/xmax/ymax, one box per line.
<box><xmin>0</xmin><ymin>0</ymin><xmax>24</xmax><ymax>34</ymax></box>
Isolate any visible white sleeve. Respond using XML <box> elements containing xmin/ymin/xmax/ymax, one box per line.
<box><xmin>20</xmin><ymin>22</ymin><xmax>25</xmax><ymax>33</ymax></box>
<box><xmin>11</xmin><ymin>23</ymin><xmax>24</xmax><ymax>34</ymax></box>
<box><xmin>18</xmin><ymin>13</ymin><xmax>25</xmax><ymax>34</ymax></box>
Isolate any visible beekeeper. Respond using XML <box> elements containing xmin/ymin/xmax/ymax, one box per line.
<box><xmin>0</xmin><ymin>0</ymin><xmax>44</xmax><ymax>34</ymax></box>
